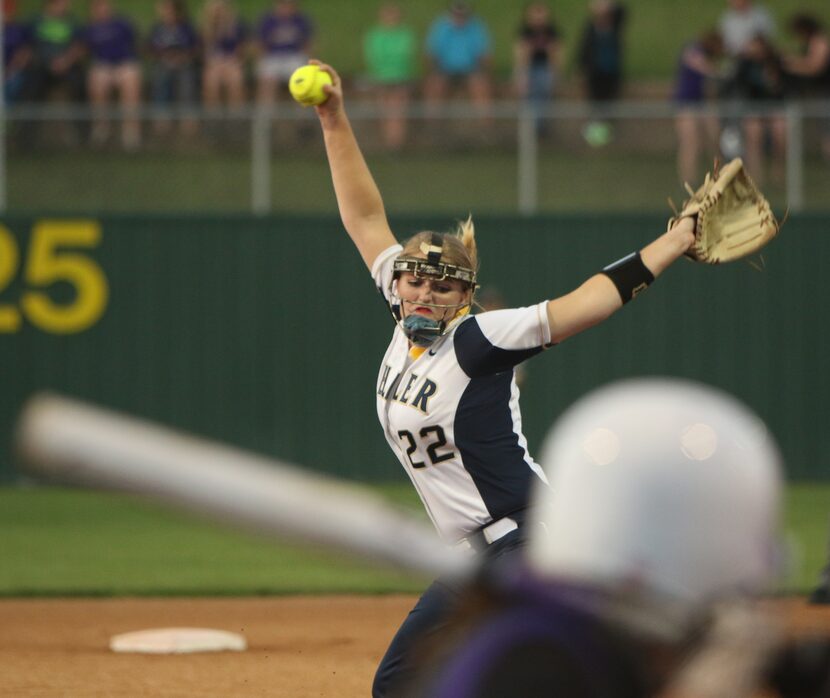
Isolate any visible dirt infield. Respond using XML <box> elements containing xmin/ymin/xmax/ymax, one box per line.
<box><xmin>0</xmin><ymin>596</ymin><xmax>828</xmax><ymax>697</ymax></box>
<box><xmin>0</xmin><ymin>596</ymin><xmax>417</xmax><ymax>697</ymax></box>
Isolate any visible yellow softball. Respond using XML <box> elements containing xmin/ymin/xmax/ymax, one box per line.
<box><xmin>288</xmin><ymin>65</ymin><xmax>332</xmax><ymax>107</ymax></box>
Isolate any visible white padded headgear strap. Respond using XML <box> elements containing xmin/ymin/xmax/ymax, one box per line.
<box><xmin>422</xmin><ymin>232</ymin><xmax>444</xmax><ymax>264</ymax></box>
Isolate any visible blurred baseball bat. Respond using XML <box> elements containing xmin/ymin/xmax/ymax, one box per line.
<box><xmin>15</xmin><ymin>393</ymin><xmax>471</xmax><ymax>578</ymax></box>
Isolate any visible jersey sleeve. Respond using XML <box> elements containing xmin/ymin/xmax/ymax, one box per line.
<box><xmin>454</xmin><ymin>302</ymin><xmax>552</xmax><ymax>378</ymax></box>
<box><xmin>371</xmin><ymin>243</ymin><xmax>404</xmax><ymax>317</ymax></box>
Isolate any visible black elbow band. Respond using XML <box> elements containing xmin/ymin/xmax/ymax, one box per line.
<box><xmin>601</xmin><ymin>251</ymin><xmax>655</xmax><ymax>304</ymax></box>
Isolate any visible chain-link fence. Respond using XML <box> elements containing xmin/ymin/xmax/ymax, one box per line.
<box><xmin>3</xmin><ymin>99</ymin><xmax>829</xmax><ymax>214</ymax></box>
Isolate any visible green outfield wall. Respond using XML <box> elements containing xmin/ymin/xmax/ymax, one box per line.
<box><xmin>0</xmin><ymin>214</ymin><xmax>827</xmax><ymax>483</ymax></box>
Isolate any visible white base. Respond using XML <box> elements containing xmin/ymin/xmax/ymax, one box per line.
<box><xmin>109</xmin><ymin>627</ymin><xmax>247</xmax><ymax>654</ymax></box>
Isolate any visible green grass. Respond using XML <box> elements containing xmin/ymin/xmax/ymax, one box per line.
<box><xmin>1</xmin><ymin>484</ymin><xmax>827</xmax><ymax>596</ymax></box>
<box><xmin>0</xmin><ymin>485</ymin><xmax>429</xmax><ymax>596</ymax></box>
<box><xmin>15</xmin><ymin>0</ymin><xmax>830</xmax><ymax>81</ymax></box>
<box><xmin>785</xmin><ymin>483</ymin><xmax>830</xmax><ymax>593</ymax></box>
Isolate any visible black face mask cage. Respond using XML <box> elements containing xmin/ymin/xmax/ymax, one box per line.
<box><xmin>391</xmin><ymin>258</ymin><xmax>477</xmax><ymax>288</ymax></box>
<box><xmin>392</xmin><ymin>231</ymin><xmax>477</xmax><ymax>289</ymax></box>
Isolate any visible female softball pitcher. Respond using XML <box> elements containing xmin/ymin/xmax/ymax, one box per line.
<box><xmin>309</xmin><ymin>60</ymin><xmax>696</xmax><ymax>698</ymax></box>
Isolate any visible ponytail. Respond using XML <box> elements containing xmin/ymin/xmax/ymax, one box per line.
<box><xmin>457</xmin><ymin>215</ymin><xmax>478</xmax><ymax>274</ymax></box>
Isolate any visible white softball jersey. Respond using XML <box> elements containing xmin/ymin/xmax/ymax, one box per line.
<box><xmin>372</xmin><ymin>244</ymin><xmax>551</xmax><ymax>544</ymax></box>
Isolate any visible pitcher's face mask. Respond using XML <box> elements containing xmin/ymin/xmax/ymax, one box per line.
<box><xmin>391</xmin><ymin>234</ymin><xmax>477</xmax><ymax>347</ymax></box>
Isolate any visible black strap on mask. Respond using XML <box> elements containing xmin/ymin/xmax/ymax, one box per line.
<box><xmin>426</xmin><ymin>233</ymin><xmax>443</xmax><ymax>264</ymax></box>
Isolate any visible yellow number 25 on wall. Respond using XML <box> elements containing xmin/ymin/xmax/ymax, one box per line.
<box><xmin>0</xmin><ymin>220</ymin><xmax>109</xmax><ymax>334</ymax></box>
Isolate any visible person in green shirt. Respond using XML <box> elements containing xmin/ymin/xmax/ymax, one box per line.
<box><xmin>26</xmin><ymin>0</ymin><xmax>85</xmax><ymax>105</ymax></box>
<box><xmin>363</xmin><ymin>2</ymin><xmax>417</xmax><ymax>149</ymax></box>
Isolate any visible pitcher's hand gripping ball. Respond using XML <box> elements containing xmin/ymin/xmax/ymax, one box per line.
<box><xmin>289</xmin><ymin>64</ymin><xmax>332</xmax><ymax>107</ymax></box>
<box><xmin>668</xmin><ymin>158</ymin><xmax>780</xmax><ymax>263</ymax></box>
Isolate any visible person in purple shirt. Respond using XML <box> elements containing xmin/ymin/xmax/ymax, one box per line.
<box><xmin>673</xmin><ymin>30</ymin><xmax>725</xmax><ymax>185</ymax></box>
<box><xmin>83</xmin><ymin>0</ymin><xmax>142</xmax><ymax>149</ymax></box>
<box><xmin>146</xmin><ymin>0</ymin><xmax>200</xmax><ymax>136</ymax></box>
<box><xmin>3</xmin><ymin>0</ymin><xmax>33</xmax><ymax>105</ymax></box>
<box><xmin>201</xmin><ymin>0</ymin><xmax>249</xmax><ymax>110</ymax></box>
<box><xmin>255</xmin><ymin>0</ymin><xmax>314</xmax><ymax>106</ymax></box>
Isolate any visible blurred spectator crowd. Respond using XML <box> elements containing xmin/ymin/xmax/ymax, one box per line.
<box><xmin>3</xmin><ymin>0</ymin><xmax>829</xmax><ymax>181</ymax></box>
<box><xmin>672</xmin><ymin>0</ymin><xmax>830</xmax><ymax>185</ymax></box>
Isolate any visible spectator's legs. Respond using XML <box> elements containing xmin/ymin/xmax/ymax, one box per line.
<box><xmin>203</xmin><ymin>58</ymin><xmax>223</xmax><ymax>108</ymax></box>
<box><xmin>468</xmin><ymin>72</ymin><xmax>491</xmax><ymax>107</ymax></box>
<box><xmin>379</xmin><ymin>85</ymin><xmax>409</xmax><ymax>150</ymax></box>
<box><xmin>204</xmin><ymin>57</ymin><xmax>246</xmax><ymax>139</ymax></box>
<box><xmin>527</xmin><ymin>64</ymin><xmax>554</xmax><ymax>135</ymax></box>
<box><xmin>88</xmin><ymin>65</ymin><xmax>114</xmax><ymax>146</ymax></box>
<box><xmin>23</xmin><ymin>61</ymin><xmax>50</xmax><ymax>102</ymax></box>
<box><xmin>256</xmin><ymin>75</ymin><xmax>280</xmax><ymax>107</ymax></box>
<box><xmin>527</xmin><ymin>65</ymin><xmax>553</xmax><ymax>104</ymax></box>
<box><xmin>742</xmin><ymin>116</ymin><xmax>765</xmax><ymax>184</ymax></box>
<box><xmin>703</xmin><ymin>111</ymin><xmax>721</xmax><ymax>160</ymax></box>
<box><xmin>676</xmin><ymin>110</ymin><xmax>702</xmax><ymax>185</ymax></box>
<box><xmin>220</xmin><ymin>59</ymin><xmax>247</xmax><ymax>144</ymax></box>
<box><xmin>4</xmin><ymin>69</ymin><xmax>29</xmax><ymax>105</ymax></box>
<box><xmin>151</xmin><ymin>65</ymin><xmax>174</xmax><ymax>135</ymax></box>
<box><xmin>223</xmin><ymin>59</ymin><xmax>246</xmax><ymax>109</ymax></box>
<box><xmin>583</xmin><ymin>73</ymin><xmax>619</xmax><ymax>147</ymax></box>
<box><xmin>467</xmin><ymin>72</ymin><xmax>494</xmax><ymax>130</ymax></box>
<box><xmin>30</xmin><ymin>62</ymin><xmax>85</xmax><ymax>145</ymax></box>
<box><xmin>204</xmin><ymin>56</ymin><xmax>247</xmax><ymax>108</ymax></box>
<box><xmin>203</xmin><ymin>58</ymin><xmax>225</xmax><ymax>139</ymax></box>
<box><xmin>768</xmin><ymin>113</ymin><xmax>787</xmax><ymax>186</ymax></box>
<box><xmin>117</xmin><ymin>64</ymin><xmax>142</xmax><ymax>150</ymax></box>
<box><xmin>63</xmin><ymin>63</ymin><xmax>86</xmax><ymax>145</ymax></box>
<box><xmin>65</xmin><ymin>63</ymin><xmax>86</xmax><ymax>103</ymax></box>
<box><xmin>17</xmin><ymin>62</ymin><xmax>52</xmax><ymax>147</ymax></box>
<box><xmin>588</xmin><ymin>73</ymin><xmax>620</xmax><ymax>102</ymax></box>
<box><xmin>424</xmin><ymin>72</ymin><xmax>448</xmax><ymax>115</ymax></box>
<box><xmin>423</xmin><ymin>72</ymin><xmax>448</xmax><ymax>140</ymax></box>
<box><xmin>175</xmin><ymin>65</ymin><xmax>199</xmax><ymax>136</ymax></box>
<box><xmin>257</xmin><ymin>56</ymin><xmax>312</xmax><ymax>144</ymax></box>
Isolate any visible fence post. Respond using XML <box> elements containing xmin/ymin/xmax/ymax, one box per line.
<box><xmin>785</xmin><ymin>102</ymin><xmax>804</xmax><ymax>213</ymax></box>
<box><xmin>251</xmin><ymin>108</ymin><xmax>271</xmax><ymax>215</ymax></box>
<box><xmin>517</xmin><ymin>104</ymin><xmax>538</xmax><ymax>216</ymax></box>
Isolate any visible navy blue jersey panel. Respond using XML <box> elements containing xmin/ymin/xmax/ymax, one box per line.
<box><xmin>454</xmin><ymin>372</ymin><xmax>543</xmax><ymax>519</ymax></box>
<box><xmin>454</xmin><ymin>319</ymin><xmax>543</xmax><ymax>378</ymax></box>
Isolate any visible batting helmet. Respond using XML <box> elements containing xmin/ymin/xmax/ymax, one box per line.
<box><xmin>528</xmin><ymin>378</ymin><xmax>783</xmax><ymax>620</ymax></box>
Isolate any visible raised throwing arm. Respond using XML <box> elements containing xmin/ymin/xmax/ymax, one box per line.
<box><xmin>313</xmin><ymin>61</ymin><xmax>397</xmax><ymax>270</ymax></box>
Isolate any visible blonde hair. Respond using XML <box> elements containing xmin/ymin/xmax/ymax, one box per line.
<box><xmin>401</xmin><ymin>216</ymin><xmax>479</xmax><ymax>279</ymax></box>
